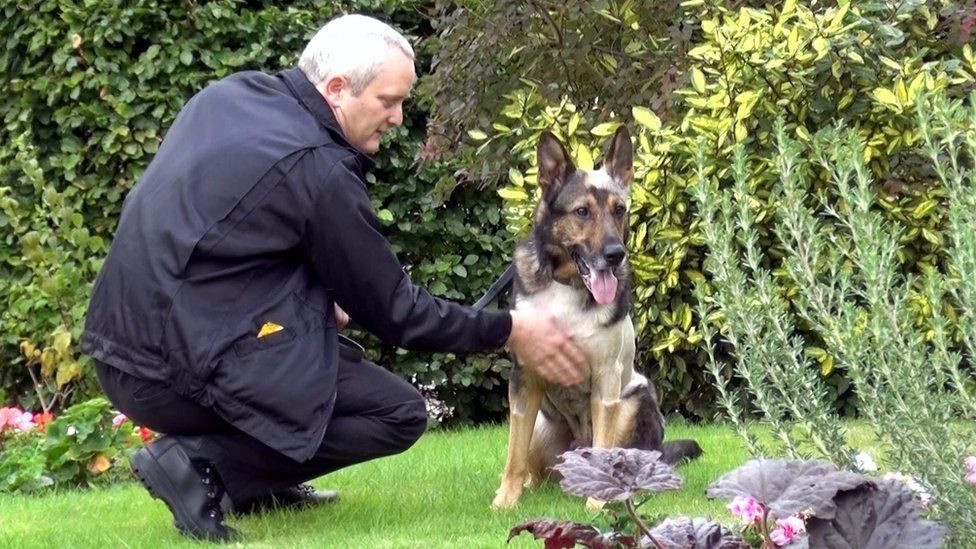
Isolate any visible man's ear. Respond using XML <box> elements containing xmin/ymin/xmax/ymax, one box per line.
<box><xmin>320</xmin><ymin>75</ymin><xmax>349</xmax><ymax>110</ymax></box>
<box><xmin>537</xmin><ymin>131</ymin><xmax>575</xmax><ymax>196</ymax></box>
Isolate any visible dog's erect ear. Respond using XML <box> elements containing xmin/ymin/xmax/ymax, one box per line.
<box><xmin>602</xmin><ymin>126</ymin><xmax>633</xmax><ymax>190</ymax></box>
<box><xmin>537</xmin><ymin>131</ymin><xmax>575</xmax><ymax>195</ymax></box>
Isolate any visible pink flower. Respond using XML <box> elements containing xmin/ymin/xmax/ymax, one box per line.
<box><xmin>965</xmin><ymin>456</ymin><xmax>976</xmax><ymax>485</ymax></box>
<box><xmin>727</xmin><ymin>496</ymin><xmax>764</xmax><ymax>524</ymax></box>
<box><xmin>769</xmin><ymin>516</ymin><xmax>806</xmax><ymax>546</ymax></box>
<box><xmin>0</xmin><ymin>407</ymin><xmax>21</xmax><ymax>432</ymax></box>
<box><xmin>112</xmin><ymin>413</ymin><xmax>129</xmax><ymax>427</ymax></box>
<box><xmin>965</xmin><ymin>456</ymin><xmax>976</xmax><ymax>472</ymax></box>
<box><xmin>0</xmin><ymin>407</ymin><xmax>35</xmax><ymax>433</ymax></box>
<box><xmin>13</xmin><ymin>412</ymin><xmax>35</xmax><ymax>432</ymax></box>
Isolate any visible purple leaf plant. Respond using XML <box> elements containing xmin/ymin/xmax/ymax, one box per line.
<box><xmin>509</xmin><ymin>447</ymin><xmax>747</xmax><ymax>549</ymax></box>
<box><xmin>508</xmin><ymin>519</ymin><xmax>636</xmax><ymax>549</ymax></box>
<box><xmin>707</xmin><ymin>459</ymin><xmax>948</xmax><ymax>548</ymax></box>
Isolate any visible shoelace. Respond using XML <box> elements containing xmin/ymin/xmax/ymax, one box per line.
<box><xmin>297</xmin><ymin>484</ymin><xmax>316</xmax><ymax>497</ymax></box>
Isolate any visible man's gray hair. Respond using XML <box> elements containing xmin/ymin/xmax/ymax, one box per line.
<box><xmin>298</xmin><ymin>14</ymin><xmax>415</xmax><ymax>95</ymax></box>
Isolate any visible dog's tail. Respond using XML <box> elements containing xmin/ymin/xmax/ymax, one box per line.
<box><xmin>662</xmin><ymin>439</ymin><xmax>703</xmax><ymax>465</ymax></box>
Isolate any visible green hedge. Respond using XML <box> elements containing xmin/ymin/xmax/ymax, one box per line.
<box><xmin>437</xmin><ymin>0</ymin><xmax>976</xmax><ymax>419</ymax></box>
<box><xmin>0</xmin><ymin>0</ymin><xmax>514</xmax><ymax>424</ymax></box>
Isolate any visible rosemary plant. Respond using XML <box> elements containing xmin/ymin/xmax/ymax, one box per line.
<box><xmin>693</xmin><ymin>92</ymin><xmax>976</xmax><ymax>540</ymax></box>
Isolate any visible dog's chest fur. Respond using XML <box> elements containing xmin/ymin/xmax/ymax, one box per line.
<box><xmin>517</xmin><ymin>282</ymin><xmax>636</xmax><ymax>444</ymax></box>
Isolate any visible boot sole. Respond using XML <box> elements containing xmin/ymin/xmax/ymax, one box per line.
<box><xmin>130</xmin><ymin>448</ymin><xmax>233</xmax><ymax>542</ymax></box>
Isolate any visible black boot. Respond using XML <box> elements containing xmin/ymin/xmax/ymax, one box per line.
<box><xmin>130</xmin><ymin>436</ymin><xmax>239</xmax><ymax>542</ymax></box>
<box><xmin>230</xmin><ymin>484</ymin><xmax>339</xmax><ymax>516</ymax></box>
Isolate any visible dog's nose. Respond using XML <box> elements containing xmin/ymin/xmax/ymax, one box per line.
<box><xmin>603</xmin><ymin>243</ymin><xmax>626</xmax><ymax>266</ymax></box>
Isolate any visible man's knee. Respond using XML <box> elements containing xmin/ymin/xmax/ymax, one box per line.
<box><xmin>390</xmin><ymin>397</ymin><xmax>428</xmax><ymax>449</ymax></box>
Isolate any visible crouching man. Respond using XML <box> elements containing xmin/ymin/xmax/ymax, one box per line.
<box><xmin>82</xmin><ymin>13</ymin><xmax>585</xmax><ymax>542</ymax></box>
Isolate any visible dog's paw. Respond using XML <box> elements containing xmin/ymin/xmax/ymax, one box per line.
<box><xmin>585</xmin><ymin>497</ymin><xmax>606</xmax><ymax>511</ymax></box>
<box><xmin>491</xmin><ymin>489</ymin><xmax>522</xmax><ymax>509</ymax></box>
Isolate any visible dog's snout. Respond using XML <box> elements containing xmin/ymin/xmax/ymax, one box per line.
<box><xmin>603</xmin><ymin>243</ymin><xmax>626</xmax><ymax>266</ymax></box>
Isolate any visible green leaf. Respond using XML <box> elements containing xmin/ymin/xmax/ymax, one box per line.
<box><xmin>632</xmin><ymin>106</ymin><xmax>661</xmax><ymax>131</ymax></box>
<box><xmin>820</xmin><ymin>354</ymin><xmax>835</xmax><ymax>376</ymax></box>
<box><xmin>830</xmin><ymin>0</ymin><xmax>850</xmax><ymax>28</ymax></box>
<box><xmin>467</xmin><ymin>130</ymin><xmax>488</xmax><ymax>141</ymax></box>
<box><xmin>508</xmin><ymin>168</ymin><xmax>524</xmax><ymax>187</ymax></box>
<box><xmin>498</xmin><ymin>187</ymin><xmax>528</xmax><ymax>200</ymax></box>
<box><xmin>568</xmin><ymin>113</ymin><xmax>581</xmax><ymax>136</ymax></box>
<box><xmin>872</xmin><ymin>88</ymin><xmax>901</xmax><ymax>108</ymax></box>
<box><xmin>911</xmin><ymin>199</ymin><xmax>937</xmax><ymax>219</ymax></box>
<box><xmin>377</xmin><ymin>209</ymin><xmax>394</xmax><ymax>223</ymax></box>
<box><xmin>683</xmin><ymin>270</ymin><xmax>706</xmax><ymax>284</ymax></box>
<box><xmin>574</xmin><ymin>144</ymin><xmax>594</xmax><ymax>170</ymax></box>
<box><xmin>430</xmin><ymin>281</ymin><xmax>448</xmax><ymax>295</ymax></box>
<box><xmin>590</xmin><ymin>122</ymin><xmax>619</xmax><ymax>136</ymax></box>
<box><xmin>690</xmin><ymin>68</ymin><xmax>706</xmax><ymax>94</ymax></box>
<box><xmin>56</xmin><ymin>362</ymin><xmax>83</xmax><ymax>388</ymax></box>
<box><xmin>812</xmin><ymin>37</ymin><xmax>829</xmax><ymax>57</ymax></box>
<box><xmin>453</xmin><ymin>265</ymin><xmax>467</xmax><ymax>278</ymax></box>
<box><xmin>52</xmin><ymin>330</ymin><xmax>71</xmax><ymax>355</ymax></box>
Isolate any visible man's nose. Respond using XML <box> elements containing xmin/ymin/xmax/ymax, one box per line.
<box><xmin>390</xmin><ymin>105</ymin><xmax>403</xmax><ymax>126</ymax></box>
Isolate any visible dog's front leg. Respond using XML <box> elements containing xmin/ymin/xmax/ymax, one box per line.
<box><xmin>586</xmin><ymin>362</ymin><xmax>623</xmax><ymax>510</ymax></box>
<box><xmin>493</xmin><ymin>372</ymin><xmax>544</xmax><ymax>509</ymax></box>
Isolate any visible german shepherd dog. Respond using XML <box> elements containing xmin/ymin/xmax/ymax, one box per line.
<box><xmin>492</xmin><ymin>126</ymin><xmax>702</xmax><ymax>509</ymax></box>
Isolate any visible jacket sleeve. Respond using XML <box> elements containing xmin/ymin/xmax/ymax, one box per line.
<box><xmin>297</xmin><ymin>153</ymin><xmax>512</xmax><ymax>352</ymax></box>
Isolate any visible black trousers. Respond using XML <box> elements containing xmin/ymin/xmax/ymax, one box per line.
<box><xmin>95</xmin><ymin>356</ymin><xmax>428</xmax><ymax>505</ymax></box>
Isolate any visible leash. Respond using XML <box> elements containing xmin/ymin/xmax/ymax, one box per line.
<box><xmin>471</xmin><ymin>264</ymin><xmax>516</xmax><ymax>311</ymax></box>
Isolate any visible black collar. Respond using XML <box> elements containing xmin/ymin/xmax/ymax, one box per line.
<box><xmin>279</xmin><ymin>67</ymin><xmax>376</xmax><ymax>174</ymax></box>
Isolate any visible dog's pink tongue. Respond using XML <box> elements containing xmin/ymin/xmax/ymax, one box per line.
<box><xmin>589</xmin><ymin>270</ymin><xmax>618</xmax><ymax>304</ymax></box>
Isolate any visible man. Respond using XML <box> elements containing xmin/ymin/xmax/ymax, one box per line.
<box><xmin>82</xmin><ymin>14</ymin><xmax>586</xmax><ymax>542</ymax></box>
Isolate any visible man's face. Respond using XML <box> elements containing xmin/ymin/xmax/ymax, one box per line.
<box><xmin>326</xmin><ymin>50</ymin><xmax>415</xmax><ymax>155</ymax></box>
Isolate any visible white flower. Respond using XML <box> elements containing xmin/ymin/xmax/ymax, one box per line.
<box><xmin>66</xmin><ymin>425</ymin><xmax>77</xmax><ymax>436</ymax></box>
<box><xmin>853</xmin><ymin>451</ymin><xmax>878</xmax><ymax>472</ymax></box>
<box><xmin>884</xmin><ymin>471</ymin><xmax>933</xmax><ymax>507</ymax></box>
<box><xmin>882</xmin><ymin>471</ymin><xmax>906</xmax><ymax>483</ymax></box>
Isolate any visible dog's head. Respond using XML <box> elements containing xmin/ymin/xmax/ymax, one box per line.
<box><xmin>532</xmin><ymin>126</ymin><xmax>633</xmax><ymax>305</ymax></box>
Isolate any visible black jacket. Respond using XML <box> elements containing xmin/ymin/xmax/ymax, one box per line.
<box><xmin>81</xmin><ymin>67</ymin><xmax>511</xmax><ymax>461</ymax></box>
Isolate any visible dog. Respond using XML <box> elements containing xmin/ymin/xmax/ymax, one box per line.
<box><xmin>492</xmin><ymin>126</ymin><xmax>702</xmax><ymax>510</ymax></box>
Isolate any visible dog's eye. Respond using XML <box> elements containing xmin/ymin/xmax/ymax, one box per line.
<box><xmin>614</xmin><ymin>205</ymin><xmax>627</xmax><ymax>217</ymax></box>
<box><xmin>575</xmin><ymin>207</ymin><xmax>589</xmax><ymax>217</ymax></box>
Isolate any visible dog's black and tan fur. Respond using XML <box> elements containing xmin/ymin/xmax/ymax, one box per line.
<box><xmin>492</xmin><ymin>126</ymin><xmax>702</xmax><ymax>509</ymax></box>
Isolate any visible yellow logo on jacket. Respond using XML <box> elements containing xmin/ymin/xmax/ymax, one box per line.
<box><xmin>257</xmin><ymin>322</ymin><xmax>284</xmax><ymax>338</ymax></box>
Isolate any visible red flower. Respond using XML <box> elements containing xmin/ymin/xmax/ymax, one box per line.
<box><xmin>33</xmin><ymin>412</ymin><xmax>54</xmax><ymax>433</ymax></box>
<box><xmin>139</xmin><ymin>427</ymin><xmax>155</xmax><ymax>445</ymax></box>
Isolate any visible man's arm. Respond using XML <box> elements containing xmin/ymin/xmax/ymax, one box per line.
<box><xmin>298</xmin><ymin>153</ymin><xmax>584</xmax><ymax>385</ymax></box>
<box><xmin>299</xmin><ymin>154</ymin><xmax>511</xmax><ymax>352</ymax></box>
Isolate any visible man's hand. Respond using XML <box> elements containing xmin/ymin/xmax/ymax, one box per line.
<box><xmin>334</xmin><ymin>304</ymin><xmax>350</xmax><ymax>330</ymax></box>
<box><xmin>506</xmin><ymin>305</ymin><xmax>586</xmax><ymax>386</ymax></box>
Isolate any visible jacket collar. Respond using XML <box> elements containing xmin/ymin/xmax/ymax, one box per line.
<box><xmin>279</xmin><ymin>67</ymin><xmax>376</xmax><ymax>174</ymax></box>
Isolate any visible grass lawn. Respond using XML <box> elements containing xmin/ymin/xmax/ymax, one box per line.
<box><xmin>0</xmin><ymin>420</ymin><xmax>751</xmax><ymax>548</ymax></box>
